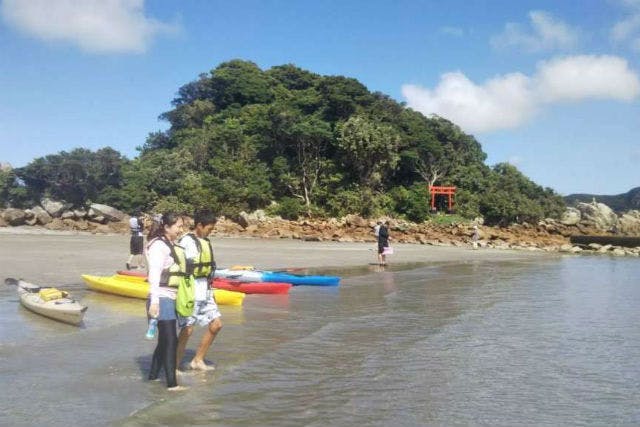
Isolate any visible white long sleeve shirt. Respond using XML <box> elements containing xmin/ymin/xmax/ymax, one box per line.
<box><xmin>146</xmin><ymin>238</ymin><xmax>177</xmax><ymax>304</ymax></box>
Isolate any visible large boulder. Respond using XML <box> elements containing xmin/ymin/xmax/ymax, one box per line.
<box><xmin>576</xmin><ymin>201</ymin><xmax>618</xmax><ymax>231</ymax></box>
<box><xmin>2</xmin><ymin>208</ymin><xmax>26</xmax><ymax>225</ymax></box>
<box><xmin>88</xmin><ymin>203</ymin><xmax>126</xmax><ymax>222</ymax></box>
<box><xmin>618</xmin><ymin>210</ymin><xmax>640</xmax><ymax>235</ymax></box>
<box><xmin>560</xmin><ymin>207</ymin><xmax>581</xmax><ymax>225</ymax></box>
<box><xmin>40</xmin><ymin>198</ymin><xmax>71</xmax><ymax>218</ymax></box>
<box><xmin>236</xmin><ymin>212</ymin><xmax>250</xmax><ymax>228</ymax></box>
<box><xmin>30</xmin><ymin>206</ymin><xmax>53</xmax><ymax>225</ymax></box>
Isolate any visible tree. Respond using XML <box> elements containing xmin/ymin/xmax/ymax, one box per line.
<box><xmin>337</xmin><ymin>115</ymin><xmax>400</xmax><ymax>190</ymax></box>
<box><xmin>15</xmin><ymin>147</ymin><xmax>127</xmax><ymax>207</ymax></box>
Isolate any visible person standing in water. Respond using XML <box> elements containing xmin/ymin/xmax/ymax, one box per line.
<box><xmin>472</xmin><ymin>225</ymin><xmax>480</xmax><ymax>250</ymax></box>
<box><xmin>377</xmin><ymin>221</ymin><xmax>391</xmax><ymax>265</ymax></box>
<box><xmin>126</xmin><ymin>211</ymin><xmax>145</xmax><ymax>270</ymax></box>
<box><xmin>146</xmin><ymin>212</ymin><xmax>187</xmax><ymax>391</ymax></box>
<box><xmin>176</xmin><ymin>209</ymin><xmax>222</xmax><ymax>371</ymax></box>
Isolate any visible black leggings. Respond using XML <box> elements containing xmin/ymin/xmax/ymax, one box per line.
<box><xmin>148</xmin><ymin>319</ymin><xmax>178</xmax><ymax>387</ymax></box>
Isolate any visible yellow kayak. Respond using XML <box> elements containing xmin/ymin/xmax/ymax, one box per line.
<box><xmin>81</xmin><ymin>274</ymin><xmax>245</xmax><ymax>306</ymax></box>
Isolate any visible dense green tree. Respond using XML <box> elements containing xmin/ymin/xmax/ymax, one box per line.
<box><xmin>7</xmin><ymin>60</ymin><xmax>566</xmax><ymax>225</ymax></box>
<box><xmin>337</xmin><ymin>115</ymin><xmax>400</xmax><ymax>190</ymax></box>
<box><xmin>15</xmin><ymin>147</ymin><xmax>126</xmax><ymax>207</ymax></box>
<box><xmin>0</xmin><ymin>168</ymin><xmax>29</xmax><ymax>208</ymax></box>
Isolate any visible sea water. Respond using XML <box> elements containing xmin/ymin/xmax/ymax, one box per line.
<box><xmin>1</xmin><ymin>255</ymin><xmax>639</xmax><ymax>426</ymax></box>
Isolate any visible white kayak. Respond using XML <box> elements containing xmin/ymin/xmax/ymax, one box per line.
<box><xmin>5</xmin><ymin>278</ymin><xmax>88</xmax><ymax>326</ymax></box>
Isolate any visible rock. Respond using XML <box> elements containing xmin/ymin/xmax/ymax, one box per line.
<box><xmin>612</xmin><ymin>248</ymin><xmax>626</xmax><ymax>256</ymax></box>
<box><xmin>236</xmin><ymin>212</ymin><xmax>250</xmax><ymax>228</ymax></box>
<box><xmin>618</xmin><ymin>210</ymin><xmax>640</xmax><ymax>235</ymax></box>
<box><xmin>2</xmin><ymin>208</ymin><xmax>26</xmax><ymax>225</ymax></box>
<box><xmin>560</xmin><ymin>207</ymin><xmax>581</xmax><ymax>225</ymax></box>
<box><xmin>344</xmin><ymin>214</ymin><xmax>368</xmax><ymax>228</ymax></box>
<box><xmin>89</xmin><ymin>203</ymin><xmax>126</xmax><ymax>222</ymax></box>
<box><xmin>576</xmin><ymin>201</ymin><xmax>618</xmax><ymax>231</ymax></box>
<box><xmin>30</xmin><ymin>206</ymin><xmax>53</xmax><ymax>225</ymax></box>
<box><xmin>41</xmin><ymin>198</ymin><xmax>71</xmax><ymax>218</ymax></box>
<box><xmin>73</xmin><ymin>209</ymin><xmax>87</xmax><ymax>219</ymax></box>
<box><xmin>61</xmin><ymin>211</ymin><xmax>76</xmax><ymax>220</ymax></box>
<box><xmin>91</xmin><ymin>215</ymin><xmax>107</xmax><ymax>224</ymax></box>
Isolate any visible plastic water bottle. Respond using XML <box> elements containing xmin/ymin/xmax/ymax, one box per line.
<box><xmin>145</xmin><ymin>318</ymin><xmax>158</xmax><ymax>340</ymax></box>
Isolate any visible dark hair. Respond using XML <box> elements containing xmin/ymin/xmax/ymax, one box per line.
<box><xmin>193</xmin><ymin>209</ymin><xmax>217</xmax><ymax>227</ymax></box>
<box><xmin>147</xmin><ymin>212</ymin><xmax>181</xmax><ymax>240</ymax></box>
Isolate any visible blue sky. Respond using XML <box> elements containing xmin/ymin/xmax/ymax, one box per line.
<box><xmin>1</xmin><ymin>0</ymin><xmax>639</xmax><ymax>195</ymax></box>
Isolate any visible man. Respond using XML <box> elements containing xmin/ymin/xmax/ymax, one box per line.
<box><xmin>126</xmin><ymin>211</ymin><xmax>145</xmax><ymax>270</ymax></box>
<box><xmin>176</xmin><ymin>209</ymin><xmax>221</xmax><ymax>371</ymax></box>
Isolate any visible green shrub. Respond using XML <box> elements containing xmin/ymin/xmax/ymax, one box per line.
<box><xmin>389</xmin><ymin>184</ymin><xmax>430</xmax><ymax>222</ymax></box>
<box><xmin>272</xmin><ymin>197</ymin><xmax>304</xmax><ymax>220</ymax></box>
<box><xmin>153</xmin><ymin>196</ymin><xmax>193</xmax><ymax>216</ymax></box>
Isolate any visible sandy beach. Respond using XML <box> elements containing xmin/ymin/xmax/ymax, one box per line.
<box><xmin>0</xmin><ymin>227</ymin><xmax>550</xmax><ymax>285</ymax></box>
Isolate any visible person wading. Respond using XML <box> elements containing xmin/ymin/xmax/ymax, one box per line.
<box><xmin>146</xmin><ymin>212</ymin><xmax>187</xmax><ymax>390</ymax></box>
<box><xmin>176</xmin><ymin>209</ymin><xmax>222</xmax><ymax>371</ymax></box>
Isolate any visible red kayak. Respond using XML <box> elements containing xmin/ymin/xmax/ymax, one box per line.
<box><xmin>116</xmin><ymin>270</ymin><xmax>291</xmax><ymax>294</ymax></box>
<box><xmin>117</xmin><ymin>270</ymin><xmax>147</xmax><ymax>278</ymax></box>
<box><xmin>212</xmin><ymin>278</ymin><xmax>292</xmax><ymax>295</ymax></box>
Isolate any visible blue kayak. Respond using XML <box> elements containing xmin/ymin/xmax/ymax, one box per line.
<box><xmin>262</xmin><ymin>272</ymin><xmax>340</xmax><ymax>286</ymax></box>
<box><xmin>215</xmin><ymin>269</ymin><xmax>340</xmax><ymax>286</ymax></box>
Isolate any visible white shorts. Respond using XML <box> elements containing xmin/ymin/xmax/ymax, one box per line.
<box><xmin>178</xmin><ymin>298</ymin><xmax>221</xmax><ymax>328</ymax></box>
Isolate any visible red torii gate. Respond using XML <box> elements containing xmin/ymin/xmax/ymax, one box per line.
<box><xmin>429</xmin><ymin>185</ymin><xmax>456</xmax><ymax>212</ymax></box>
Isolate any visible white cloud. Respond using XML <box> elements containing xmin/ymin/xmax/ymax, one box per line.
<box><xmin>402</xmin><ymin>72</ymin><xmax>536</xmax><ymax>133</ymax></box>
<box><xmin>0</xmin><ymin>0</ymin><xmax>177</xmax><ymax>54</ymax></box>
<box><xmin>611</xmin><ymin>1</ymin><xmax>640</xmax><ymax>51</ymax></box>
<box><xmin>611</xmin><ymin>14</ymin><xmax>640</xmax><ymax>42</ymax></box>
<box><xmin>491</xmin><ymin>10</ymin><xmax>579</xmax><ymax>52</ymax></box>
<box><xmin>402</xmin><ymin>55</ymin><xmax>640</xmax><ymax>134</ymax></box>
<box><xmin>536</xmin><ymin>55</ymin><xmax>640</xmax><ymax>102</ymax></box>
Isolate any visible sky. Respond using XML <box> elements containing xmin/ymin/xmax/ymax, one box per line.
<box><xmin>1</xmin><ymin>0</ymin><xmax>640</xmax><ymax>196</ymax></box>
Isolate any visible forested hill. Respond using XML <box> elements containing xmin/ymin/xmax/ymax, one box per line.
<box><xmin>2</xmin><ymin>60</ymin><xmax>565</xmax><ymax>225</ymax></box>
<box><xmin>565</xmin><ymin>187</ymin><xmax>640</xmax><ymax>212</ymax></box>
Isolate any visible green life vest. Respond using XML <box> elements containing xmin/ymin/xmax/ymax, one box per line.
<box><xmin>155</xmin><ymin>237</ymin><xmax>195</xmax><ymax>317</ymax></box>
<box><xmin>183</xmin><ymin>233</ymin><xmax>216</xmax><ymax>278</ymax></box>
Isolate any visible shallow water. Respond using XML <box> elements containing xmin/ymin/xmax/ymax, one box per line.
<box><xmin>1</xmin><ymin>256</ymin><xmax>639</xmax><ymax>426</ymax></box>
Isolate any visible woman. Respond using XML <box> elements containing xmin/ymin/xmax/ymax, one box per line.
<box><xmin>377</xmin><ymin>221</ymin><xmax>390</xmax><ymax>266</ymax></box>
<box><xmin>146</xmin><ymin>212</ymin><xmax>187</xmax><ymax>390</ymax></box>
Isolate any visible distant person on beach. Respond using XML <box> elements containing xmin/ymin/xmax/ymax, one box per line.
<box><xmin>472</xmin><ymin>225</ymin><xmax>480</xmax><ymax>250</ymax></box>
<box><xmin>377</xmin><ymin>221</ymin><xmax>390</xmax><ymax>265</ymax></box>
<box><xmin>126</xmin><ymin>211</ymin><xmax>145</xmax><ymax>270</ymax></box>
<box><xmin>176</xmin><ymin>209</ymin><xmax>221</xmax><ymax>371</ymax></box>
<box><xmin>146</xmin><ymin>212</ymin><xmax>187</xmax><ymax>391</ymax></box>
<box><xmin>373</xmin><ymin>221</ymin><xmax>382</xmax><ymax>238</ymax></box>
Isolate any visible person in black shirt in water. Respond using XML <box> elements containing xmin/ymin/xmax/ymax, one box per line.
<box><xmin>377</xmin><ymin>221</ymin><xmax>391</xmax><ymax>265</ymax></box>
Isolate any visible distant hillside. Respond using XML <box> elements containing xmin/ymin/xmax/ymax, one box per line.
<box><xmin>565</xmin><ymin>187</ymin><xmax>640</xmax><ymax>212</ymax></box>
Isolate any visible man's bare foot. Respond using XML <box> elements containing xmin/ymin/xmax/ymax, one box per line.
<box><xmin>189</xmin><ymin>359</ymin><xmax>215</xmax><ymax>371</ymax></box>
<box><xmin>167</xmin><ymin>385</ymin><xmax>188</xmax><ymax>391</ymax></box>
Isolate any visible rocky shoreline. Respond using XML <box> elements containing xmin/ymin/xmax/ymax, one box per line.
<box><xmin>1</xmin><ymin>198</ymin><xmax>639</xmax><ymax>257</ymax></box>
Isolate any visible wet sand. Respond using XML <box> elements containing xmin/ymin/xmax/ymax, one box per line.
<box><xmin>0</xmin><ymin>227</ymin><xmax>550</xmax><ymax>284</ymax></box>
